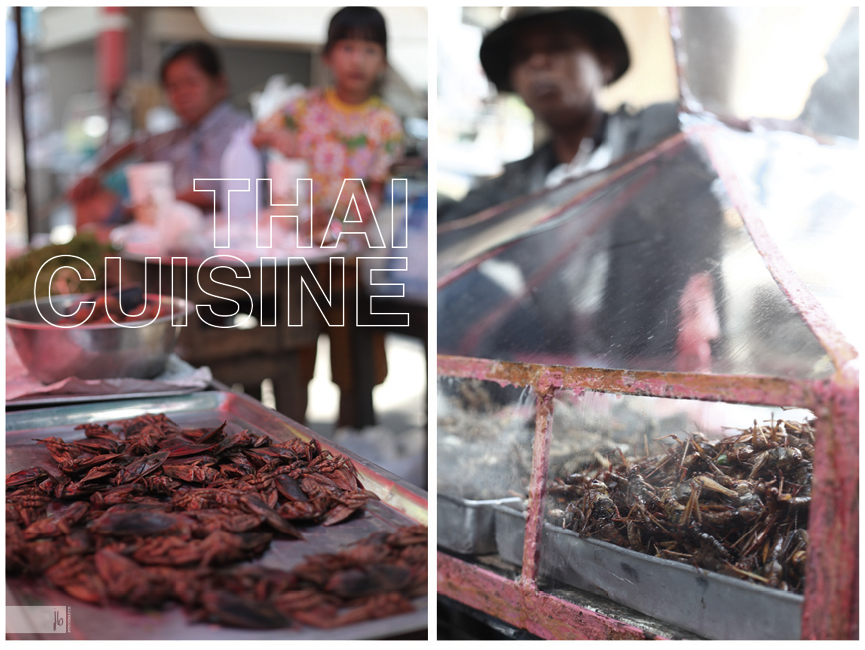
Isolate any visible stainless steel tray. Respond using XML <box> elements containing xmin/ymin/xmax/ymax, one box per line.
<box><xmin>5</xmin><ymin>391</ymin><xmax>428</xmax><ymax>640</ymax></box>
<box><xmin>437</xmin><ymin>493</ymin><xmax>522</xmax><ymax>555</ymax></box>
<box><xmin>494</xmin><ymin>502</ymin><xmax>803</xmax><ymax>640</ymax></box>
<box><xmin>6</xmin><ymin>386</ymin><xmax>203</xmax><ymax>409</ymax></box>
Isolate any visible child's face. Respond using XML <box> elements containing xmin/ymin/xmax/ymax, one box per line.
<box><xmin>325</xmin><ymin>39</ymin><xmax>387</xmax><ymax>99</ymax></box>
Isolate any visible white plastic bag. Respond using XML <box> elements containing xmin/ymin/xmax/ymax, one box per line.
<box><xmin>220</xmin><ymin>123</ymin><xmax>264</xmax><ymax>222</ymax></box>
<box><xmin>250</xmin><ymin>75</ymin><xmax>307</xmax><ymax>124</ymax></box>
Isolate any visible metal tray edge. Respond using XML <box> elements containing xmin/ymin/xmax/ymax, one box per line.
<box><xmin>492</xmin><ymin>502</ymin><xmax>803</xmax><ymax>640</ymax></box>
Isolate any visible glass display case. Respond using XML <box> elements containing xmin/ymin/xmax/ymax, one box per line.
<box><xmin>436</xmin><ymin>70</ymin><xmax>858</xmax><ymax>641</ymax></box>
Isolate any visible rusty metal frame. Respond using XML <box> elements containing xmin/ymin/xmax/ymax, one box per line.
<box><xmin>437</xmin><ymin>355</ymin><xmax>858</xmax><ymax>639</ymax></box>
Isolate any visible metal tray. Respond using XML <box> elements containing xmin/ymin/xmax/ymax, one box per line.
<box><xmin>6</xmin><ymin>387</ymin><xmax>204</xmax><ymax>410</ymax></box>
<box><xmin>494</xmin><ymin>501</ymin><xmax>803</xmax><ymax>640</ymax></box>
<box><xmin>437</xmin><ymin>493</ymin><xmax>522</xmax><ymax>555</ymax></box>
<box><xmin>5</xmin><ymin>391</ymin><xmax>428</xmax><ymax>640</ymax></box>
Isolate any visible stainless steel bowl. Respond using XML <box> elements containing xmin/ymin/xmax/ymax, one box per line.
<box><xmin>6</xmin><ymin>293</ymin><xmax>193</xmax><ymax>384</ymax></box>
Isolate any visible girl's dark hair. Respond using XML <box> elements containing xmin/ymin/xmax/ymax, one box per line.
<box><xmin>160</xmin><ymin>41</ymin><xmax>224</xmax><ymax>85</ymax></box>
<box><xmin>325</xmin><ymin>7</ymin><xmax>388</xmax><ymax>56</ymax></box>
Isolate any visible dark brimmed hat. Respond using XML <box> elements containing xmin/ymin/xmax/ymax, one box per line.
<box><xmin>479</xmin><ymin>7</ymin><xmax>630</xmax><ymax>93</ymax></box>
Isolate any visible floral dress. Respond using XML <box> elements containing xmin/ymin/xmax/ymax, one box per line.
<box><xmin>262</xmin><ymin>88</ymin><xmax>403</xmax><ymax>395</ymax></box>
<box><xmin>270</xmin><ymin>87</ymin><xmax>404</xmax><ymax>220</ymax></box>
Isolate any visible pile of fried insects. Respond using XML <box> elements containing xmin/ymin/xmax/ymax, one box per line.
<box><xmin>548</xmin><ymin>418</ymin><xmax>813</xmax><ymax>593</ymax></box>
<box><xmin>7</xmin><ymin>413</ymin><xmax>427</xmax><ymax>629</ymax></box>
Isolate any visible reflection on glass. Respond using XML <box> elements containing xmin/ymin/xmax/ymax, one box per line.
<box><xmin>702</xmin><ymin>124</ymin><xmax>861</xmax><ymax>354</ymax></box>
<box><xmin>677</xmin><ymin>6</ymin><xmax>857</xmax><ymax>137</ymax></box>
<box><xmin>438</xmin><ymin>132</ymin><xmax>833</xmax><ymax>380</ymax></box>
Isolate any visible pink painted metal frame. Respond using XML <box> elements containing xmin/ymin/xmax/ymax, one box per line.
<box><xmin>435</xmin><ymin>128</ymin><xmax>859</xmax><ymax>639</ymax></box>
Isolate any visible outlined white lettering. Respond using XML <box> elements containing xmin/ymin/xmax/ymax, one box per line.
<box><xmin>104</xmin><ymin>257</ymin><xmax>161</xmax><ymax>328</ymax></box>
<box><xmin>256</xmin><ymin>178</ymin><xmax>314</xmax><ymax>249</ymax></box>
<box><xmin>33</xmin><ymin>178</ymin><xmax>416</xmax><ymax>329</ymax></box>
<box><xmin>357</xmin><ymin>256</ymin><xmax>408</xmax><ymax>327</ymax></box>
<box><xmin>195</xmin><ymin>255</ymin><xmax>254</xmax><ymax>329</ymax></box>
<box><xmin>287</xmin><ymin>257</ymin><xmax>345</xmax><ymax>327</ymax></box>
<box><xmin>34</xmin><ymin>255</ymin><xmax>96</xmax><ymax>327</ymax></box>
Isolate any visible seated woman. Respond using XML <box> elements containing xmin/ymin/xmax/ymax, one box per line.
<box><xmin>69</xmin><ymin>41</ymin><xmax>258</xmax><ymax>226</ymax></box>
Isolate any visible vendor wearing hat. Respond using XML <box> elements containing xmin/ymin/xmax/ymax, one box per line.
<box><xmin>439</xmin><ymin>7</ymin><xmax>723</xmax><ymax>374</ymax></box>
<box><xmin>441</xmin><ymin>7</ymin><xmax>680</xmax><ymax>223</ymax></box>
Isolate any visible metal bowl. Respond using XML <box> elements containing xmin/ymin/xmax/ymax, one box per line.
<box><xmin>6</xmin><ymin>293</ymin><xmax>193</xmax><ymax>384</ymax></box>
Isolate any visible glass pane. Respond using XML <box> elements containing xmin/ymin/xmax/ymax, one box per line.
<box><xmin>437</xmin><ymin>376</ymin><xmax>536</xmax><ymax>501</ymax></box>
<box><xmin>438</xmin><ymin>161</ymin><xmax>623</xmax><ymax>279</ymax></box>
<box><xmin>535</xmin><ymin>390</ymin><xmax>814</xmax><ymax>638</ymax></box>
<box><xmin>677</xmin><ymin>7</ymin><xmax>858</xmax><ymax>140</ymax></box>
<box><xmin>438</xmin><ymin>132</ymin><xmax>834</xmax><ymax>379</ymax></box>
<box><xmin>698</xmin><ymin>123</ymin><xmax>861</xmax><ymax>353</ymax></box>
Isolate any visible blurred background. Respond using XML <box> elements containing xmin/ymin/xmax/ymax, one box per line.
<box><xmin>437</xmin><ymin>6</ymin><xmax>858</xmax><ymax>209</ymax></box>
<box><xmin>5</xmin><ymin>6</ymin><xmax>429</xmax><ymax>490</ymax></box>
<box><xmin>6</xmin><ymin>6</ymin><xmax>428</xmax><ymax>247</ymax></box>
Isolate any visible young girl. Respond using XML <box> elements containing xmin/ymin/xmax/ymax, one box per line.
<box><xmin>253</xmin><ymin>6</ymin><xmax>404</xmax><ymax>240</ymax></box>
<box><xmin>253</xmin><ymin>7</ymin><xmax>405</xmax><ymax>427</ymax></box>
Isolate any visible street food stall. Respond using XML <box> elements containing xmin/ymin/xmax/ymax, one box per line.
<box><xmin>6</xmin><ymin>3</ymin><xmax>429</xmax><ymax>426</ymax></box>
<box><xmin>436</xmin><ymin>7</ymin><xmax>857</xmax><ymax>641</ymax></box>
<box><xmin>5</xmin><ymin>6</ymin><xmax>429</xmax><ymax>640</ymax></box>
<box><xmin>5</xmin><ymin>143</ymin><xmax>429</xmax><ymax>640</ymax></box>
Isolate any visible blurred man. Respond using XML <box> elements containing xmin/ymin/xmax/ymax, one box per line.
<box><xmin>438</xmin><ymin>8</ymin><xmax>722</xmax><ymax>374</ymax></box>
<box><xmin>69</xmin><ymin>41</ymin><xmax>256</xmax><ymax>225</ymax></box>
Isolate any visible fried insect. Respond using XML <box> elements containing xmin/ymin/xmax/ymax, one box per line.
<box><xmin>6</xmin><ymin>412</ymin><xmax>424</xmax><ymax>630</ymax></box>
<box><xmin>549</xmin><ymin>418</ymin><xmax>815</xmax><ymax>594</ymax></box>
